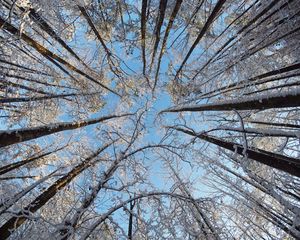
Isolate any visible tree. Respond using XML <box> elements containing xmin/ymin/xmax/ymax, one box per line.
<box><xmin>0</xmin><ymin>0</ymin><xmax>299</xmax><ymax>239</ymax></box>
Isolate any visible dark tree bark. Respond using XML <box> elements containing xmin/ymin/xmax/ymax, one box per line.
<box><xmin>153</xmin><ymin>0</ymin><xmax>183</xmax><ymax>91</ymax></box>
<box><xmin>127</xmin><ymin>198</ymin><xmax>135</xmax><ymax>240</ymax></box>
<box><xmin>174</xmin><ymin>0</ymin><xmax>227</xmax><ymax>80</ymax></box>
<box><xmin>0</xmin><ymin>113</ymin><xmax>131</xmax><ymax>148</ymax></box>
<box><xmin>3</xmin><ymin>73</ymin><xmax>74</xmax><ymax>90</ymax></box>
<box><xmin>1</xmin><ymin>80</ymin><xmax>50</xmax><ymax>95</ymax></box>
<box><xmin>17</xmin><ymin>6</ymin><xmax>86</xmax><ymax>67</ymax></box>
<box><xmin>0</xmin><ymin>170</ymin><xmax>58</xmax><ymax>215</ymax></box>
<box><xmin>0</xmin><ymin>91</ymin><xmax>101</xmax><ymax>103</ymax></box>
<box><xmin>171</xmin><ymin>127</ymin><xmax>300</xmax><ymax>177</ymax></box>
<box><xmin>162</xmin><ymin>88</ymin><xmax>300</xmax><ymax>113</ymax></box>
<box><xmin>0</xmin><ymin>146</ymin><xmax>64</xmax><ymax>175</ymax></box>
<box><xmin>198</xmin><ymin>63</ymin><xmax>300</xmax><ymax>99</ymax></box>
<box><xmin>0</xmin><ymin>59</ymin><xmax>50</xmax><ymax>76</ymax></box>
<box><xmin>192</xmin><ymin>0</ymin><xmax>281</xmax><ymax>79</ymax></box>
<box><xmin>246</xmin><ymin>120</ymin><xmax>300</xmax><ymax>129</ymax></box>
<box><xmin>77</xmin><ymin>6</ymin><xmax>111</xmax><ymax>56</ymax></box>
<box><xmin>0</xmin><ymin>17</ymin><xmax>120</xmax><ymax>96</ymax></box>
<box><xmin>0</xmin><ymin>142</ymin><xmax>112</xmax><ymax>239</ymax></box>
<box><xmin>141</xmin><ymin>0</ymin><xmax>148</xmax><ymax>75</ymax></box>
<box><xmin>150</xmin><ymin>0</ymin><xmax>168</xmax><ymax>71</ymax></box>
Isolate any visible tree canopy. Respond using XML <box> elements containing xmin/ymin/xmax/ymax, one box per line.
<box><xmin>0</xmin><ymin>0</ymin><xmax>300</xmax><ymax>239</ymax></box>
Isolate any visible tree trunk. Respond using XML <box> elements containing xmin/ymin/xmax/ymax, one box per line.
<box><xmin>0</xmin><ymin>142</ymin><xmax>112</xmax><ymax>239</ymax></box>
<box><xmin>0</xmin><ymin>91</ymin><xmax>101</xmax><ymax>104</ymax></box>
<box><xmin>162</xmin><ymin>88</ymin><xmax>300</xmax><ymax>113</ymax></box>
<box><xmin>0</xmin><ymin>170</ymin><xmax>57</xmax><ymax>215</ymax></box>
<box><xmin>127</xmin><ymin>199</ymin><xmax>135</xmax><ymax>240</ymax></box>
<box><xmin>17</xmin><ymin>7</ymin><xmax>85</xmax><ymax>66</ymax></box>
<box><xmin>198</xmin><ymin>62</ymin><xmax>300</xmax><ymax>99</ymax></box>
<box><xmin>0</xmin><ymin>113</ymin><xmax>131</xmax><ymax>148</ymax></box>
<box><xmin>150</xmin><ymin>0</ymin><xmax>168</xmax><ymax>71</ymax></box>
<box><xmin>154</xmin><ymin>0</ymin><xmax>183</xmax><ymax>91</ymax></box>
<box><xmin>172</xmin><ymin>127</ymin><xmax>300</xmax><ymax>177</ymax></box>
<box><xmin>0</xmin><ymin>146</ymin><xmax>64</xmax><ymax>175</ymax></box>
<box><xmin>141</xmin><ymin>0</ymin><xmax>148</xmax><ymax>75</ymax></box>
<box><xmin>174</xmin><ymin>0</ymin><xmax>226</xmax><ymax>80</ymax></box>
<box><xmin>0</xmin><ymin>17</ymin><xmax>119</xmax><ymax>96</ymax></box>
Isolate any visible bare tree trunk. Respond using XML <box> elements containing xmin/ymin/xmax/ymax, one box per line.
<box><xmin>0</xmin><ymin>170</ymin><xmax>58</xmax><ymax>215</ymax></box>
<box><xmin>0</xmin><ymin>17</ymin><xmax>120</xmax><ymax>96</ymax></box>
<box><xmin>198</xmin><ymin>62</ymin><xmax>300</xmax><ymax>99</ymax></box>
<box><xmin>149</xmin><ymin>0</ymin><xmax>168</xmax><ymax>71</ymax></box>
<box><xmin>0</xmin><ymin>113</ymin><xmax>131</xmax><ymax>147</ymax></box>
<box><xmin>0</xmin><ymin>146</ymin><xmax>64</xmax><ymax>175</ymax></box>
<box><xmin>171</xmin><ymin>127</ymin><xmax>300</xmax><ymax>177</ymax></box>
<box><xmin>174</xmin><ymin>0</ymin><xmax>227</xmax><ymax>80</ymax></box>
<box><xmin>0</xmin><ymin>142</ymin><xmax>112</xmax><ymax>239</ymax></box>
<box><xmin>213</xmin><ymin>126</ymin><xmax>300</xmax><ymax>138</ymax></box>
<box><xmin>1</xmin><ymin>80</ymin><xmax>50</xmax><ymax>95</ymax></box>
<box><xmin>168</xmin><ymin>163</ymin><xmax>221</xmax><ymax>240</ymax></box>
<box><xmin>153</xmin><ymin>0</ymin><xmax>183</xmax><ymax>91</ymax></box>
<box><xmin>0</xmin><ymin>59</ymin><xmax>50</xmax><ymax>76</ymax></box>
<box><xmin>127</xmin><ymin>198</ymin><xmax>135</xmax><ymax>240</ymax></box>
<box><xmin>245</xmin><ymin>120</ymin><xmax>300</xmax><ymax>129</ymax></box>
<box><xmin>192</xmin><ymin>0</ymin><xmax>281</xmax><ymax>79</ymax></box>
<box><xmin>0</xmin><ymin>91</ymin><xmax>101</xmax><ymax>103</ymax></box>
<box><xmin>141</xmin><ymin>0</ymin><xmax>148</xmax><ymax>75</ymax></box>
<box><xmin>77</xmin><ymin>6</ymin><xmax>110</xmax><ymax>56</ymax></box>
<box><xmin>17</xmin><ymin>6</ymin><xmax>86</xmax><ymax>67</ymax></box>
<box><xmin>162</xmin><ymin>88</ymin><xmax>300</xmax><ymax>112</ymax></box>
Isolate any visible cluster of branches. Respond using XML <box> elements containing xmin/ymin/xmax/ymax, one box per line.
<box><xmin>159</xmin><ymin>0</ymin><xmax>300</xmax><ymax>238</ymax></box>
<box><xmin>0</xmin><ymin>0</ymin><xmax>299</xmax><ymax>239</ymax></box>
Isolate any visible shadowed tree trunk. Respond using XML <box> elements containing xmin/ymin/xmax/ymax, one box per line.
<box><xmin>149</xmin><ymin>0</ymin><xmax>168</xmax><ymax>71</ymax></box>
<box><xmin>141</xmin><ymin>0</ymin><xmax>148</xmax><ymax>75</ymax></box>
<box><xmin>16</xmin><ymin>6</ymin><xmax>87</xmax><ymax>67</ymax></box>
<box><xmin>0</xmin><ymin>59</ymin><xmax>50</xmax><ymax>76</ymax></box>
<box><xmin>0</xmin><ymin>113</ymin><xmax>131</xmax><ymax>148</ymax></box>
<box><xmin>0</xmin><ymin>170</ymin><xmax>58</xmax><ymax>215</ymax></box>
<box><xmin>211</xmin><ymin>126</ymin><xmax>300</xmax><ymax>138</ymax></box>
<box><xmin>171</xmin><ymin>127</ymin><xmax>300</xmax><ymax>177</ymax></box>
<box><xmin>174</xmin><ymin>0</ymin><xmax>227</xmax><ymax>80</ymax></box>
<box><xmin>193</xmin><ymin>0</ymin><xmax>281</xmax><ymax>79</ymax></box>
<box><xmin>198</xmin><ymin>62</ymin><xmax>300</xmax><ymax>99</ymax></box>
<box><xmin>0</xmin><ymin>142</ymin><xmax>113</xmax><ymax>239</ymax></box>
<box><xmin>1</xmin><ymin>80</ymin><xmax>50</xmax><ymax>95</ymax></box>
<box><xmin>77</xmin><ymin>6</ymin><xmax>111</xmax><ymax>56</ymax></box>
<box><xmin>0</xmin><ymin>91</ymin><xmax>101</xmax><ymax>104</ymax></box>
<box><xmin>127</xmin><ymin>197</ymin><xmax>135</xmax><ymax>240</ymax></box>
<box><xmin>153</xmin><ymin>0</ymin><xmax>183</xmax><ymax>91</ymax></box>
<box><xmin>245</xmin><ymin>120</ymin><xmax>300</xmax><ymax>129</ymax></box>
<box><xmin>0</xmin><ymin>17</ymin><xmax>120</xmax><ymax>96</ymax></box>
<box><xmin>0</xmin><ymin>146</ymin><xmax>64</xmax><ymax>175</ymax></box>
<box><xmin>162</xmin><ymin>88</ymin><xmax>300</xmax><ymax>113</ymax></box>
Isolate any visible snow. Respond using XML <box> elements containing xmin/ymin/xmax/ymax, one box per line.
<box><xmin>162</xmin><ymin>88</ymin><xmax>300</xmax><ymax>112</ymax></box>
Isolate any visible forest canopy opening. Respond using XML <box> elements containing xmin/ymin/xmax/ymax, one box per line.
<box><xmin>0</xmin><ymin>0</ymin><xmax>300</xmax><ymax>239</ymax></box>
